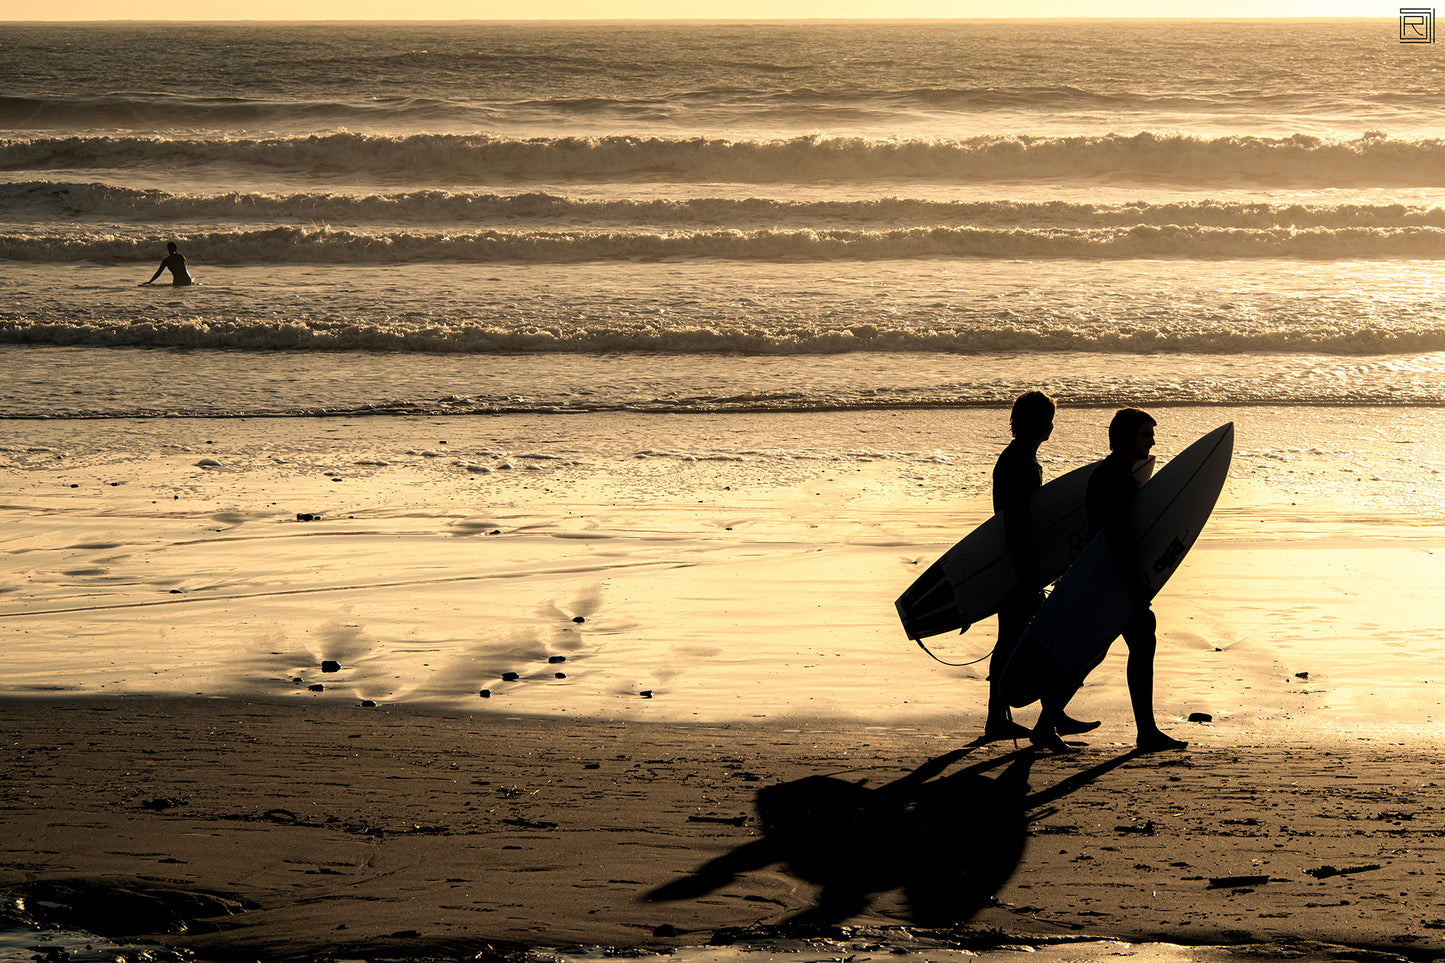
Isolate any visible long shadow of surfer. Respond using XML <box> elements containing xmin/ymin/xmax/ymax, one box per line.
<box><xmin>646</xmin><ymin>743</ymin><xmax>1144</xmax><ymax>929</ymax></box>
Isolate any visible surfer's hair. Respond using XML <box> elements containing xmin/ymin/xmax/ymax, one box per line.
<box><xmin>1108</xmin><ymin>407</ymin><xmax>1157</xmax><ymax>452</ymax></box>
<box><xmin>1009</xmin><ymin>391</ymin><xmax>1055</xmax><ymax>438</ymax></box>
<box><xmin>166</xmin><ymin>241</ymin><xmax>178</xmax><ymax>253</ymax></box>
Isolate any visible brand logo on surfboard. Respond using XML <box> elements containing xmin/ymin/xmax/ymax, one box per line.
<box><xmin>1152</xmin><ymin>535</ymin><xmax>1188</xmax><ymax>574</ymax></box>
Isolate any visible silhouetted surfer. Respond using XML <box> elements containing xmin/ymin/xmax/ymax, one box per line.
<box><xmin>140</xmin><ymin>242</ymin><xmax>192</xmax><ymax>287</ymax></box>
<box><xmin>1084</xmin><ymin>408</ymin><xmax>1186</xmax><ymax>754</ymax></box>
<box><xmin>986</xmin><ymin>391</ymin><xmax>1099</xmax><ymax>751</ymax></box>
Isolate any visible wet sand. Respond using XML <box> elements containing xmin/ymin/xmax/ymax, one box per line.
<box><xmin>2</xmin><ymin>697</ymin><xmax>1443</xmax><ymax>961</ymax></box>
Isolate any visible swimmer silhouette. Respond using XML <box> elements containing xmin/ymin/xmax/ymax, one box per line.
<box><xmin>140</xmin><ymin>242</ymin><xmax>193</xmax><ymax>287</ymax></box>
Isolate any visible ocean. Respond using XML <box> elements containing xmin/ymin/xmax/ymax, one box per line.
<box><xmin>3</xmin><ymin>19</ymin><xmax>1445</xmax><ymax>424</ymax></box>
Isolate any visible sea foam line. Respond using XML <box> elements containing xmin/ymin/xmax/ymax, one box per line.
<box><xmin>7</xmin><ymin>131</ymin><xmax>1445</xmax><ymax>185</ymax></box>
<box><xmin>9</xmin><ymin>224</ymin><xmax>1445</xmax><ymax>263</ymax></box>
<box><xmin>3</xmin><ymin>316</ymin><xmax>1442</xmax><ymax>355</ymax></box>
<box><xmin>7</xmin><ymin>181</ymin><xmax>1445</xmax><ymax>229</ymax></box>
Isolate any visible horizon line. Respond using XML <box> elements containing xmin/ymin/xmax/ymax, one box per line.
<box><xmin>1</xmin><ymin>14</ymin><xmax>1402</xmax><ymax>22</ymax></box>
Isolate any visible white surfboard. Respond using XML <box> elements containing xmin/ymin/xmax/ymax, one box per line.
<box><xmin>999</xmin><ymin>423</ymin><xmax>1234</xmax><ymax>709</ymax></box>
<box><xmin>895</xmin><ymin>455</ymin><xmax>1154</xmax><ymax>642</ymax></box>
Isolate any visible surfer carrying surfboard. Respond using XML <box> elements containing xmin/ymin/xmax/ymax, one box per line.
<box><xmin>1083</xmin><ymin>408</ymin><xmax>1188</xmax><ymax>754</ymax></box>
<box><xmin>986</xmin><ymin>391</ymin><xmax>1100</xmax><ymax>748</ymax></box>
<box><xmin>140</xmin><ymin>241</ymin><xmax>193</xmax><ymax>287</ymax></box>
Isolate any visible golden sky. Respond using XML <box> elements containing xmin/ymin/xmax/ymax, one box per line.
<box><xmin>6</xmin><ymin>1</ymin><xmax>1392</xmax><ymax>20</ymax></box>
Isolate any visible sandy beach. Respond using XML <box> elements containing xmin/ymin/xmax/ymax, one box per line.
<box><xmin>2</xmin><ymin>406</ymin><xmax>1443</xmax><ymax>961</ymax></box>
<box><xmin>2</xmin><ymin>698</ymin><xmax>1443</xmax><ymax>962</ymax></box>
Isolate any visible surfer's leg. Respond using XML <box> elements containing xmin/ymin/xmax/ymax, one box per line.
<box><xmin>1122</xmin><ymin>608</ymin><xmax>1186</xmax><ymax>752</ymax></box>
<box><xmin>1029</xmin><ymin>685</ymin><xmax>1096</xmax><ymax>753</ymax></box>
<box><xmin>984</xmin><ymin>602</ymin><xmax>1033</xmax><ymax>741</ymax></box>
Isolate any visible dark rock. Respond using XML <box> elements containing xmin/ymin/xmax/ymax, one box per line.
<box><xmin>321</xmin><ymin>660</ymin><xmax>341</xmax><ymax>673</ymax></box>
<box><xmin>479</xmin><ymin>689</ymin><xmax>491</xmax><ymax>698</ymax></box>
<box><xmin>296</xmin><ymin>513</ymin><xmax>321</xmax><ymax>521</ymax></box>
<box><xmin>1306</xmin><ymin>863</ymin><xmax>1381</xmax><ymax>879</ymax></box>
<box><xmin>687</xmin><ymin>814</ymin><xmax>749</xmax><ymax>827</ymax></box>
<box><xmin>640</xmin><ymin>690</ymin><xmax>653</xmax><ymax>698</ymax></box>
<box><xmin>554</xmin><ymin>672</ymin><xmax>566</xmax><ymax>679</ymax></box>
<box><xmin>308</xmin><ymin>683</ymin><xmax>324</xmax><ymax>692</ymax></box>
<box><xmin>1295</xmin><ymin>671</ymin><xmax>1310</xmax><ymax>679</ymax></box>
<box><xmin>501</xmin><ymin>671</ymin><xmax>519</xmax><ymax>681</ymax></box>
<box><xmin>360</xmin><ymin>700</ymin><xmax>376</xmax><ymax>708</ymax></box>
<box><xmin>548</xmin><ymin>655</ymin><xmax>567</xmax><ymax>663</ymax></box>
<box><xmin>1187</xmin><ymin>712</ymin><xmax>1213</xmax><ymax>723</ymax></box>
<box><xmin>16</xmin><ymin>879</ymin><xmax>249</xmax><ymax>937</ymax></box>
<box><xmin>141</xmin><ymin>797</ymin><xmax>183</xmax><ymax>811</ymax></box>
<box><xmin>652</xmin><ymin>923</ymin><xmax>679</xmax><ymax>937</ymax></box>
<box><xmin>572</xmin><ymin>616</ymin><xmax>586</xmax><ymax>624</ymax></box>
<box><xmin>1207</xmin><ymin>874</ymin><xmax>1270</xmax><ymax>888</ymax></box>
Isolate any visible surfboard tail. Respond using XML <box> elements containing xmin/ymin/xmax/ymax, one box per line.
<box><xmin>894</xmin><ymin>574</ymin><xmax>969</xmax><ymax>641</ymax></box>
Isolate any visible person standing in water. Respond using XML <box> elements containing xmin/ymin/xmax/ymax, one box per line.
<box><xmin>986</xmin><ymin>391</ymin><xmax>1099</xmax><ymax>751</ymax></box>
<box><xmin>1083</xmin><ymin>407</ymin><xmax>1187</xmax><ymax>753</ymax></box>
<box><xmin>140</xmin><ymin>241</ymin><xmax>192</xmax><ymax>286</ymax></box>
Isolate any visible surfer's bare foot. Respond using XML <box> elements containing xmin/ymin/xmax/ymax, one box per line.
<box><xmin>1136</xmin><ymin>731</ymin><xmax>1188</xmax><ymax>753</ymax></box>
<box><xmin>983</xmin><ymin>718</ymin><xmax>1032</xmax><ymax>742</ymax></box>
<box><xmin>1030</xmin><ymin>728</ymin><xmax>1077</xmax><ymax>754</ymax></box>
<box><xmin>1055</xmin><ymin>714</ymin><xmax>1101</xmax><ymax>736</ymax></box>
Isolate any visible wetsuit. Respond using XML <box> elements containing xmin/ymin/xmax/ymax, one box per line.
<box><xmin>991</xmin><ymin>437</ymin><xmax>1045</xmax><ymax>681</ymax></box>
<box><xmin>1085</xmin><ymin>451</ymin><xmax>1156</xmax><ymax>668</ymax></box>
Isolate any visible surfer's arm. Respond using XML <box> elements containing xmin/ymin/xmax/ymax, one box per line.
<box><xmin>993</xmin><ymin>444</ymin><xmax>1043</xmax><ymax>591</ymax></box>
<box><xmin>1001</xmin><ymin>501</ymin><xmax>1041</xmax><ymax>590</ymax></box>
<box><xmin>1091</xmin><ymin>459</ymin><xmax>1151</xmax><ymax>607</ymax></box>
<box><xmin>1103</xmin><ymin>518</ymin><xmax>1152</xmax><ymax>608</ymax></box>
<box><xmin>141</xmin><ymin>263</ymin><xmax>164</xmax><ymax>285</ymax></box>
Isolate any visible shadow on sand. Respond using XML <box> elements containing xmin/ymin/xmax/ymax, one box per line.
<box><xmin>647</xmin><ymin>742</ymin><xmax>1147</xmax><ymax>929</ymax></box>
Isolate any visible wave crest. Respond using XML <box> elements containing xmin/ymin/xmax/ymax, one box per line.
<box><xmin>7</xmin><ymin>131</ymin><xmax>1445</xmax><ymax>186</ymax></box>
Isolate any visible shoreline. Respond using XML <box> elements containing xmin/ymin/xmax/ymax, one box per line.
<box><xmin>3</xmin><ymin>695</ymin><xmax>1442</xmax><ymax>962</ymax></box>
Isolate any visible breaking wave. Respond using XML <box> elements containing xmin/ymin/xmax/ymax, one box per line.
<box><xmin>8</xmin><ymin>131</ymin><xmax>1445</xmax><ymax>186</ymax></box>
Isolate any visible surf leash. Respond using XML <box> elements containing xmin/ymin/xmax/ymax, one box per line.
<box><xmin>913</xmin><ymin>636</ymin><xmax>993</xmax><ymax>668</ymax></box>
